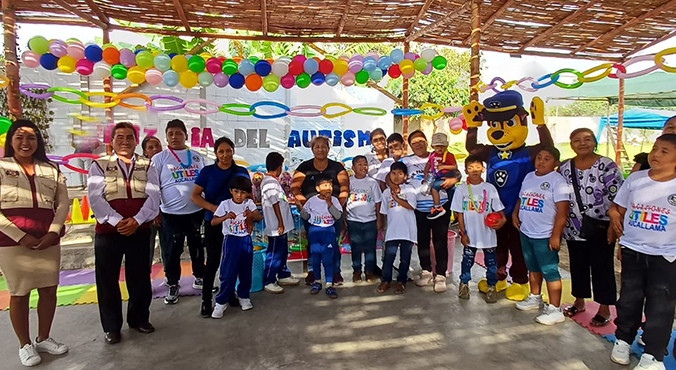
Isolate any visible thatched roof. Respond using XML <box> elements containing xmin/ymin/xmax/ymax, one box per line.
<box><xmin>11</xmin><ymin>0</ymin><xmax>676</xmax><ymax>61</ymax></box>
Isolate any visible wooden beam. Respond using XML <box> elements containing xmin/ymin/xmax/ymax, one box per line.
<box><xmin>83</xmin><ymin>0</ymin><xmax>109</xmax><ymax>25</ymax></box>
<box><xmin>573</xmin><ymin>0</ymin><xmax>676</xmax><ymax>54</ymax></box>
<box><xmin>336</xmin><ymin>0</ymin><xmax>353</xmax><ymax>37</ymax></box>
<box><xmin>616</xmin><ymin>78</ymin><xmax>625</xmax><ymax>165</ymax></box>
<box><xmin>469</xmin><ymin>0</ymin><xmax>481</xmax><ymax>102</ymax></box>
<box><xmin>172</xmin><ymin>0</ymin><xmax>191</xmax><ymax>32</ymax></box>
<box><xmin>406</xmin><ymin>0</ymin><xmax>435</xmax><ymax>36</ymax></box>
<box><xmin>17</xmin><ymin>16</ymin><xmax>91</xmax><ymax>26</ymax></box>
<box><xmin>260</xmin><ymin>0</ymin><xmax>268</xmax><ymax>36</ymax></box>
<box><xmin>3</xmin><ymin>0</ymin><xmax>21</xmax><ymax>118</ymax></box>
<box><xmin>402</xmin><ymin>42</ymin><xmax>410</xmax><ymax>144</ymax></box>
<box><xmin>366</xmin><ymin>81</ymin><xmax>403</xmax><ymax>105</ymax></box>
<box><xmin>406</xmin><ymin>1</ymin><xmax>470</xmax><ymax>42</ymax></box>
<box><xmin>463</xmin><ymin>0</ymin><xmax>515</xmax><ymax>45</ymax></box>
<box><xmin>51</xmin><ymin>0</ymin><xmax>108</xmax><ymax>29</ymax></box>
<box><xmin>625</xmin><ymin>28</ymin><xmax>676</xmax><ymax>58</ymax></box>
<box><xmin>519</xmin><ymin>0</ymin><xmax>597</xmax><ymax>52</ymax></box>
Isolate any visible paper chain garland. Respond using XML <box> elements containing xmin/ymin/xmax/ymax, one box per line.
<box><xmin>476</xmin><ymin>49</ymin><xmax>676</xmax><ymax>93</ymax></box>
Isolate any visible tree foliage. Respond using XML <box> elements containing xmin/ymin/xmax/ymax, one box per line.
<box><xmin>0</xmin><ymin>88</ymin><xmax>55</xmax><ymax>150</ymax></box>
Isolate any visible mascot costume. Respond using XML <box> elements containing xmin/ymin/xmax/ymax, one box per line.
<box><xmin>463</xmin><ymin>90</ymin><xmax>552</xmax><ymax>301</ymax></box>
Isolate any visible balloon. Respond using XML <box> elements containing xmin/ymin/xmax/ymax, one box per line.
<box><xmin>421</xmin><ymin>48</ymin><xmax>437</xmax><ymax>61</ymax></box>
<box><xmin>355</xmin><ymin>70</ymin><xmax>369</xmax><ymax>84</ymax></box>
<box><xmin>369</xmin><ymin>68</ymin><xmax>383</xmax><ymax>81</ymax></box>
<box><xmin>245</xmin><ymin>74</ymin><xmax>262</xmax><ymax>91</ymax></box>
<box><xmin>170</xmin><ymin>55</ymin><xmax>188</xmax><ymax>72</ymax></box>
<box><xmin>449</xmin><ymin>117</ymin><xmax>463</xmax><ymax>131</ymax></box>
<box><xmin>421</xmin><ymin>63</ymin><xmax>433</xmax><ymax>75</ymax></box>
<box><xmin>280</xmin><ymin>74</ymin><xmax>295</xmax><ymax>89</ymax></box>
<box><xmin>198</xmin><ymin>71</ymin><xmax>213</xmax><ymax>87</ymax></box>
<box><xmin>85</xmin><ymin>45</ymin><xmax>103</xmax><ymax>63</ymax></box>
<box><xmin>399</xmin><ymin>59</ymin><xmax>414</xmax><ymax>75</ymax></box>
<box><xmin>119</xmin><ymin>48</ymin><xmax>136</xmax><ymax>68</ymax></box>
<box><xmin>222</xmin><ymin>59</ymin><xmax>238</xmax><ymax>75</ymax></box>
<box><xmin>351</xmin><ymin>54</ymin><xmax>364</xmax><ymax>62</ymax></box>
<box><xmin>341</xmin><ymin>72</ymin><xmax>355</xmax><ymax>86</ymax></box>
<box><xmin>163</xmin><ymin>70</ymin><xmax>179</xmax><ymax>87</ymax></box>
<box><xmin>296</xmin><ymin>72</ymin><xmax>310</xmax><ymax>88</ymax></box>
<box><xmin>57</xmin><ymin>56</ymin><xmax>77</xmax><ymax>73</ymax></box>
<box><xmin>21</xmin><ymin>51</ymin><xmax>41</xmax><ymax>68</ymax></box>
<box><xmin>288</xmin><ymin>60</ymin><xmax>304</xmax><ymax>76</ymax></box>
<box><xmin>484</xmin><ymin>212</ymin><xmax>502</xmax><ymax>227</ymax></box>
<box><xmin>303</xmin><ymin>58</ymin><xmax>319</xmax><ymax>75</ymax></box>
<box><xmin>254</xmin><ymin>60</ymin><xmax>271</xmax><ymax>76</ymax></box>
<box><xmin>238</xmin><ymin>59</ymin><xmax>255</xmax><ymax>76</ymax></box>
<box><xmin>127</xmin><ymin>66</ymin><xmax>146</xmax><ymax>84</ymax></box>
<box><xmin>311</xmin><ymin>72</ymin><xmax>325</xmax><ymax>86</ymax></box>
<box><xmin>414</xmin><ymin>57</ymin><xmax>428</xmax><ymax>72</ymax></box>
<box><xmin>229</xmin><ymin>73</ymin><xmax>245</xmax><ymax>89</ymax></box>
<box><xmin>388</xmin><ymin>65</ymin><xmax>401</xmax><ymax>78</ymax></box>
<box><xmin>76</xmin><ymin>59</ymin><xmax>94</xmax><ymax>75</ymax></box>
<box><xmin>136</xmin><ymin>50</ymin><xmax>154</xmax><ymax>69</ymax></box>
<box><xmin>145</xmin><ymin>68</ymin><xmax>163</xmax><ymax>85</ymax></box>
<box><xmin>292</xmin><ymin>55</ymin><xmax>307</xmax><ymax>64</ymax></box>
<box><xmin>29</xmin><ymin>36</ymin><xmax>49</xmax><ymax>54</ymax></box>
<box><xmin>200</xmin><ymin>52</ymin><xmax>212</xmax><ymax>61</ymax></box>
<box><xmin>154</xmin><ymin>53</ymin><xmax>171</xmax><ymax>71</ymax></box>
<box><xmin>48</xmin><ymin>40</ymin><xmax>67</xmax><ymax>58</ymax></box>
<box><xmin>205</xmin><ymin>58</ymin><xmax>222</xmax><ymax>73</ymax></box>
<box><xmin>377</xmin><ymin>56</ymin><xmax>391</xmax><ymax>70</ymax></box>
<box><xmin>271</xmin><ymin>60</ymin><xmax>289</xmax><ymax>77</ymax></box>
<box><xmin>110</xmin><ymin>64</ymin><xmax>128</xmax><ymax>79</ymax></box>
<box><xmin>402</xmin><ymin>70</ymin><xmax>415</xmax><ymax>79</ymax></box>
<box><xmin>179</xmin><ymin>71</ymin><xmax>197</xmax><ymax>88</ymax></box>
<box><xmin>390</xmin><ymin>49</ymin><xmax>404</xmax><ymax>64</ymax></box>
<box><xmin>333</xmin><ymin>59</ymin><xmax>349</xmax><ymax>76</ymax></box>
<box><xmin>348</xmin><ymin>58</ymin><xmax>363</xmax><ymax>73</ymax></box>
<box><xmin>362</xmin><ymin>57</ymin><xmax>377</xmax><ymax>72</ymax></box>
<box><xmin>404</xmin><ymin>52</ymin><xmax>417</xmax><ymax>61</ymax></box>
<box><xmin>188</xmin><ymin>55</ymin><xmax>206</xmax><ymax>73</ymax></box>
<box><xmin>325</xmin><ymin>72</ymin><xmax>339</xmax><ymax>86</ymax></box>
<box><xmin>248</xmin><ymin>56</ymin><xmax>260</xmax><ymax>64</ymax></box>
<box><xmin>66</xmin><ymin>42</ymin><xmax>85</xmax><ymax>60</ymax></box>
<box><xmin>213</xmin><ymin>72</ymin><xmax>229</xmax><ymax>87</ymax></box>
<box><xmin>262</xmin><ymin>75</ymin><xmax>279</xmax><ymax>92</ymax></box>
<box><xmin>92</xmin><ymin>61</ymin><xmax>111</xmax><ymax>79</ymax></box>
<box><xmin>102</xmin><ymin>47</ymin><xmax>120</xmax><ymax>65</ymax></box>
<box><xmin>318</xmin><ymin>59</ymin><xmax>333</xmax><ymax>74</ymax></box>
<box><xmin>366</xmin><ymin>52</ymin><xmax>379</xmax><ymax>61</ymax></box>
<box><xmin>432</xmin><ymin>55</ymin><xmax>447</xmax><ymax>70</ymax></box>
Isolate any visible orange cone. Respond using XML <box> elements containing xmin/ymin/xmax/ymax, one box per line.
<box><xmin>80</xmin><ymin>195</ymin><xmax>90</xmax><ymax>219</ymax></box>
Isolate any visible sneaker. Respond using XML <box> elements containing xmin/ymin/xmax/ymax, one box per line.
<box><xmin>326</xmin><ymin>286</ymin><xmax>338</xmax><ymax>299</ymax></box>
<box><xmin>535</xmin><ymin>305</ymin><xmax>565</xmax><ymax>326</ymax></box>
<box><xmin>515</xmin><ymin>293</ymin><xmax>543</xmax><ymax>311</ymax></box>
<box><xmin>164</xmin><ymin>285</ymin><xmax>179</xmax><ymax>305</ymax></box>
<box><xmin>427</xmin><ymin>206</ymin><xmax>447</xmax><ymax>220</ymax></box>
<box><xmin>634</xmin><ymin>353</ymin><xmax>665</xmax><ymax>370</ymax></box>
<box><xmin>485</xmin><ymin>286</ymin><xmax>498</xmax><ymax>303</ymax></box>
<box><xmin>610</xmin><ymin>339</ymin><xmax>631</xmax><ymax>365</ymax></box>
<box><xmin>415</xmin><ymin>270</ymin><xmax>433</xmax><ymax>287</ymax></box>
<box><xmin>333</xmin><ymin>273</ymin><xmax>344</xmax><ymax>286</ymax></box>
<box><xmin>637</xmin><ymin>335</ymin><xmax>645</xmax><ymax>346</ymax></box>
<box><xmin>458</xmin><ymin>283</ymin><xmax>470</xmax><ymax>300</ymax></box>
<box><xmin>365</xmin><ymin>272</ymin><xmax>377</xmax><ymax>283</ymax></box>
<box><xmin>433</xmin><ymin>275</ymin><xmax>447</xmax><ymax>293</ymax></box>
<box><xmin>200</xmin><ymin>301</ymin><xmax>212</xmax><ymax>318</ymax></box>
<box><xmin>33</xmin><ymin>337</ymin><xmax>68</xmax><ymax>355</ymax></box>
<box><xmin>211</xmin><ymin>303</ymin><xmax>227</xmax><ymax>319</ymax></box>
<box><xmin>377</xmin><ymin>282</ymin><xmax>391</xmax><ymax>293</ymax></box>
<box><xmin>278</xmin><ymin>276</ymin><xmax>300</xmax><ymax>286</ymax></box>
<box><xmin>310</xmin><ymin>282</ymin><xmax>322</xmax><ymax>295</ymax></box>
<box><xmin>264</xmin><ymin>282</ymin><xmax>284</xmax><ymax>294</ymax></box>
<box><xmin>19</xmin><ymin>344</ymin><xmax>41</xmax><ymax>367</ymax></box>
<box><xmin>352</xmin><ymin>271</ymin><xmax>363</xmax><ymax>283</ymax></box>
<box><xmin>238</xmin><ymin>298</ymin><xmax>253</xmax><ymax>311</ymax></box>
<box><xmin>192</xmin><ymin>278</ymin><xmax>203</xmax><ymax>290</ymax></box>
<box><xmin>305</xmin><ymin>271</ymin><xmax>315</xmax><ymax>286</ymax></box>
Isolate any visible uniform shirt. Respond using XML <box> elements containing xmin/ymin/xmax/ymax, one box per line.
<box><xmin>517</xmin><ymin>171</ymin><xmax>572</xmax><ymax>239</ymax></box>
<box><xmin>214</xmin><ymin>198</ymin><xmax>257</xmax><ymax>237</ymax></box>
<box><xmin>194</xmin><ymin>163</ymin><xmax>249</xmax><ymax>221</ymax></box>
<box><xmin>401</xmin><ymin>153</ymin><xmax>449</xmax><ymax>212</ymax></box>
<box><xmin>261</xmin><ymin>175</ymin><xmax>294</xmax><ymax>237</ymax></box>
<box><xmin>488</xmin><ymin>146</ymin><xmax>535</xmax><ymax>216</ymax></box>
<box><xmin>303</xmin><ymin>194</ymin><xmax>342</xmax><ymax>227</ymax></box>
<box><xmin>346</xmin><ymin>176</ymin><xmax>382</xmax><ymax>222</ymax></box>
<box><xmin>451</xmin><ymin>181</ymin><xmax>504</xmax><ymax>249</ymax></box>
<box><xmin>365</xmin><ymin>152</ymin><xmax>383</xmax><ymax>178</ymax></box>
<box><xmin>151</xmin><ymin>148</ymin><xmax>205</xmax><ymax>215</ymax></box>
<box><xmin>380</xmin><ymin>184</ymin><xmax>418</xmax><ymax>243</ymax></box>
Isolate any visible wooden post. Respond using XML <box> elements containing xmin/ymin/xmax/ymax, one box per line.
<box><xmin>616</xmin><ymin>78</ymin><xmax>625</xmax><ymax>166</ymax></box>
<box><xmin>2</xmin><ymin>0</ymin><xmax>22</xmax><ymax>118</ymax></box>
<box><xmin>103</xmin><ymin>29</ymin><xmax>114</xmax><ymax>155</ymax></box>
<box><xmin>469</xmin><ymin>0</ymin><xmax>481</xmax><ymax>103</ymax></box>
<box><xmin>402</xmin><ymin>42</ymin><xmax>410</xmax><ymax>144</ymax></box>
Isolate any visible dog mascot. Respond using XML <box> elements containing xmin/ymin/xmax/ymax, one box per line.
<box><xmin>463</xmin><ymin>90</ymin><xmax>553</xmax><ymax>301</ymax></box>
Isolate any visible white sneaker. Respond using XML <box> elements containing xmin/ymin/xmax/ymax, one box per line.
<box><xmin>192</xmin><ymin>278</ymin><xmax>203</xmax><ymax>290</ymax></box>
<box><xmin>239</xmin><ymin>298</ymin><xmax>253</xmax><ymax>311</ymax></box>
<box><xmin>610</xmin><ymin>339</ymin><xmax>631</xmax><ymax>365</ymax></box>
<box><xmin>634</xmin><ymin>353</ymin><xmax>665</xmax><ymax>370</ymax></box>
<box><xmin>637</xmin><ymin>335</ymin><xmax>645</xmax><ymax>346</ymax></box>
<box><xmin>433</xmin><ymin>275</ymin><xmax>447</xmax><ymax>293</ymax></box>
<box><xmin>264</xmin><ymin>283</ymin><xmax>284</xmax><ymax>294</ymax></box>
<box><xmin>278</xmin><ymin>276</ymin><xmax>300</xmax><ymax>286</ymax></box>
<box><xmin>535</xmin><ymin>305</ymin><xmax>565</xmax><ymax>326</ymax></box>
<box><xmin>34</xmin><ymin>337</ymin><xmax>68</xmax><ymax>355</ymax></box>
<box><xmin>515</xmin><ymin>293</ymin><xmax>543</xmax><ymax>311</ymax></box>
<box><xmin>211</xmin><ymin>303</ymin><xmax>227</xmax><ymax>319</ymax></box>
<box><xmin>19</xmin><ymin>344</ymin><xmax>41</xmax><ymax>367</ymax></box>
<box><xmin>415</xmin><ymin>270</ymin><xmax>433</xmax><ymax>287</ymax></box>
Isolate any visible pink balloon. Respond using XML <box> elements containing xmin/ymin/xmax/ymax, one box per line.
<box><xmin>0</xmin><ymin>146</ymin><xmax>4</xmax><ymax>157</ymax></box>
<box><xmin>404</xmin><ymin>52</ymin><xmax>417</xmax><ymax>61</ymax></box>
<box><xmin>348</xmin><ymin>60</ymin><xmax>363</xmax><ymax>73</ymax></box>
<box><xmin>280</xmin><ymin>74</ymin><xmax>295</xmax><ymax>89</ymax></box>
<box><xmin>449</xmin><ymin>117</ymin><xmax>463</xmax><ymax>131</ymax></box>
<box><xmin>145</xmin><ymin>68</ymin><xmax>163</xmax><ymax>85</ymax></box>
<box><xmin>213</xmin><ymin>72</ymin><xmax>229</xmax><ymax>87</ymax></box>
<box><xmin>205</xmin><ymin>58</ymin><xmax>222</xmax><ymax>73</ymax></box>
<box><xmin>339</xmin><ymin>55</ymin><xmax>349</xmax><ymax>62</ymax></box>
<box><xmin>119</xmin><ymin>48</ymin><xmax>136</xmax><ymax>68</ymax></box>
<box><xmin>402</xmin><ymin>71</ymin><xmax>415</xmax><ymax>79</ymax></box>
<box><xmin>340</xmin><ymin>72</ymin><xmax>355</xmax><ymax>86</ymax></box>
<box><xmin>75</xmin><ymin>59</ymin><xmax>94</xmax><ymax>75</ymax></box>
<box><xmin>350</xmin><ymin>55</ymin><xmax>364</xmax><ymax>62</ymax></box>
<box><xmin>292</xmin><ymin>55</ymin><xmax>306</xmax><ymax>64</ymax></box>
<box><xmin>365</xmin><ymin>52</ymin><xmax>379</xmax><ymax>61</ymax></box>
<box><xmin>49</xmin><ymin>40</ymin><xmax>67</xmax><ymax>58</ymax></box>
<box><xmin>67</xmin><ymin>42</ymin><xmax>85</xmax><ymax>60</ymax></box>
<box><xmin>21</xmin><ymin>51</ymin><xmax>41</xmax><ymax>68</ymax></box>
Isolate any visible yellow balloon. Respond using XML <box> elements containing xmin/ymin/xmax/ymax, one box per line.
<box><xmin>171</xmin><ymin>55</ymin><xmax>188</xmax><ymax>72</ymax></box>
<box><xmin>127</xmin><ymin>66</ymin><xmax>146</xmax><ymax>84</ymax></box>
<box><xmin>57</xmin><ymin>55</ymin><xmax>77</xmax><ymax>73</ymax></box>
<box><xmin>0</xmin><ymin>133</ymin><xmax>5</xmax><ymax>148</ymax></box>
<box><xmin>399</xmin><ymin>59</ymin><xmax>414</xmax><ymax>75</ymax></box>
<box><xmin>333</xmin><ymin>59</ymin><xmax>348</xmax><ymax>76</ymax></box>
<box><xmin>450</xmin><ymin>128</ymin><xmax>463</xmax><ymax>135</ymax></box>
<box><xmin>179</xmin><ymin>71</ymin><xmax>198</xmax><ymax>88</ymax></box>
<box><xmin>200</xmin><ymin>52</ymin><xmax>212</xmax><ymax>61</ymax></box>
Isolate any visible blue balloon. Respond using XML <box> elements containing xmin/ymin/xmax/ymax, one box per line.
<box><xmin>390</xmin><ymin>49</ymin><xmax>404</xmax><ymax>64</ymax></box>
<box><xmin>363</xmin><ymin>57</ymin><xmax>377</xmax><ymax>72</ymax></box>
<box><xmin>238</xmin><ymin>60</ymin><xmax>254</xmax><ymax>76</ymax></box>
<box><xmin>169</xmin><ymin>53</ymin><xmax>177</xmax><ymax>59</ymax></box>
<box><xmin>303</xmin><ymin>58</ymin><xmax>319</xmax><ymax>75</ymax></box>
<box><xmin>325</xmin><ymin>72</ymin><xmax>339</xmax><ymax>86</ymax></box>
<box><xmin>163</xmin><ymin>70</ymin><xmax>179</xmax><ymax>87</ymax></box>
<box><xmin>39</xmin><ymin>53</ymin><xmax>58</xmax><ymax>70</ymax></box>
<box><xmin>229</xmin><ymin>73</ymin><xmax>245</xmax><ymax>89</ymax></box>
<box><xmin>84</xmin><ymin>45</ymin><xmax>102</xmax><ymax>63</ymax></box>
<box><xmin>377</xmin><ymin>56</ymin><xmax>392</xmax><ymax>70</ymax></box>
<box><xmin>311</xmin><ymin>72</ymin><xmax>325</xmax><ymax>86</ymax></box>
<box><xmin>154</xmin><ymin>54</ymin><xmax>171</xmax><ymax>72</ymax></box>
<box><xmin>254</xmin><ymin>60</ymin><xmax>271</xmax><ymax>76</ymax></box>
<box><xmin>134</xmin><ymin>49</ymin><xmax>143</xmax><ymax>55</ymax></box>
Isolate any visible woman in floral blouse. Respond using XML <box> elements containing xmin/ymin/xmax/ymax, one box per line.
<box><xmin>557</xmin><ymin>128</ymin><xmax>623</xmax><ymax>327</ymax></box>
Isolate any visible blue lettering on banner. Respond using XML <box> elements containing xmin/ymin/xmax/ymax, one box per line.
<box><xmin>287</xmin><ymin>129</ymin><xmax>372</xmax><ymax>148</ymax></box>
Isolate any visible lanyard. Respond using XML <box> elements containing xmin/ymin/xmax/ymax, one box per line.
<box><xmin>466</xmin><ymin>180</ymin><xmax>487</xmax><ymax>214</ymax></box>
<box><xmin>168</xmin><ymin>147</ymin><xmax>192</xmax><ymax>169</ymax></box>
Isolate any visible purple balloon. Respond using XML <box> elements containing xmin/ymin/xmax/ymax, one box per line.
<box><xmin>119</xmin><ymin>48</ymin><xmax>136</xmax><ymax>68</ymax></box>
<box><xmin>404</xmin><ymin>52</ymin><xmax>417</xmax><ymax>61</ymax></box>
<box><xmin>213</xmin><ymin>72</ymin><xmax>229</xmax><ymax>87</ymax></box>
<box><xmin>421</xmin><ymin>62</ymin><xmax>433</xmax><ymax>75</ymax></box>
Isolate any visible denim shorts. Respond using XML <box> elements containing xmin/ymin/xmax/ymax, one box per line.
<box><xmin>519</xmin><ymin>232</ymin><xmax>561</xmax><ymax>282</ymax></box>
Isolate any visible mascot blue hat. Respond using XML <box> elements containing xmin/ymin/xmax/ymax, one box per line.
<box><xmin>482</xmin><ymin>90</ymin><xmax>524</xmax><ymax>121</ymax></box>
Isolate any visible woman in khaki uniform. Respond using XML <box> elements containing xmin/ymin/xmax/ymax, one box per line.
<box><xmin>0</xmin><ymin>120</ymin><xmax>69</xmax><ymax>367</ymax></box>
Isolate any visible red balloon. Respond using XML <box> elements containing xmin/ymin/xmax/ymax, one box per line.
<box><xmin>288</xmin><ymin>61</ymin><xmax>304</xmax><ymax>76</ymax></box>
<box><xmin>318</xmin><ymin>59</ymin><xmax>333</xmax><ymax>74</ymax></box>
<box><xmin>388</xmin><ymin>65</ymin><xmax>401</xmax><ymax>78</ymax></box>
<box><xmin>484</xmin><ymin>212</ymin><xmax>501</xmax><ymax>227</ymax></box>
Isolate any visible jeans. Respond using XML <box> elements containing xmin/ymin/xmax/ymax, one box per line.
<box><xmin>263</xmin><ymin>233</ymin><xmax>293</xmax><ymax>285</ymax></box>
<box><xmin>566</xmin><ymin>239</ymin><xmax>616</xmax><ymax>305</ymax></box>
<box><xmin>347</xmin><ymin>220</ymin><xmax>378</xmax><ymax>273</ymax></box>
<box><xmin>496</xmin><ymin>218</ymin><xmax>529</xmax><ymax>284</ymax></box>
<box><xmin>519</xmin><ymin>232</ymin><xmax>561</xmax><ymax>282</ymax></box>
<box><xmin>615</xmin><ymin>248</ymin><xmax>676</xmax><ymax>361</ymax></box>
<box><xmin>415</xmin><ymin>199</ymin><xmax>452</xmax><ymax>276</ymax></box>
<box><xmin>161</xmin><ymin>211</ymin><xmax>205</xmax><ymax>286</ymax></box>
<box><xmin>308</xmin><ymin>225</ymin><xmax>335</xmax><ymax>284</ymax></box>
<box><xmin>215</xmin><ymin>235</ymin><xmax>253</xmax><ymax>305</ymax></box>
<box><xmin>460</xmin><ymin>247</ymin><xmax>497</xmax><ymax>286</ymax></box>
<box><xmin>149</xmin><ymin>224</ymin><xmax>166</xmax><ymax>271</ymax></box>
<box><xmin>202</xmin><ymin>221</ymin><xmax>223</xmax><ymax>303</ymax></box>
<box><xmin>382</xmin><ymin>240</ymin><xmax>413</xmax><ymax>284</ymax></box>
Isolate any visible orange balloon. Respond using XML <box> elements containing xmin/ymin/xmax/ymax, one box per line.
<box><xmin>232</xmin><ymin>57</ymin><xmax>242</xmax><ymax>63</ymax></box>
<box><xmin>312</xmin><ymin>57</ymin><xmax>321</xmax><ymax>63</ymax></box>
<box><xmin>102</xmin><ymin>47</ymin><xmax>120</xmax><ymax>65</ymax></box>
<box><xmin>245</xmin><ymin>74</ymin><xmax>262</xmax><ymax>91</ymax></box>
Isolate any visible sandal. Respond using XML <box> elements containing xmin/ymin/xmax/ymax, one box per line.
<box><xmin>394</xmin><ymin>283</ymin><xmax>405</xmax><ymax>295</ymax></box>
<box><xmin>563</xmin><ymin>305</ymin><xmax>586</xmax><ymax>318</ymax></box>
<box><xmin>590</xmin><ymin>314</ymin><xmax>611</xmax><ymax>327</ymax></box>
<box><xmin>377</xmin><ymin>282</ymin><xmax>391</xmax><ymax>294</ymax></box>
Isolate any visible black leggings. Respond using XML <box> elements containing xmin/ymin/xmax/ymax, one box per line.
<box><xmin>566</xmin><ymin>239</ymin><xmax>616</xmax><ymax>305</ymax></box>
<box><xmin>414</xmin><ymin>201</ymin><xmax>452</xmax><ymax>276</ymax></box>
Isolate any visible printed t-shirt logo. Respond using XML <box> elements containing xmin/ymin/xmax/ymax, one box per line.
<box><xmin>226</xmin><ymin>217</ymin><xmax>248</xmax><ymax>235</ymax></box>
<box><xmin>540</xmin><ymin>182</ymin><xmax>550</xmax><ymax>190</ymax></box>
<box><xmin>349</xmin><ymin>189</ymin><xmax>372</xmax><ymax>203</ymax></box>
<box><xmin>389</xmin><ymin>193</ymin><xmax>406</xmax><ymax>208</ymax></box>
<box><xmin>628</xmin><ymin>202</ymin><xmax>670</xmax><ymax>232</ymax></box>
<box><xmin>668</xmin><ymin>194</ymin><xmax>676</xmax><ymax>207</ymax></box>
<box><xmin>519</xmin><ymin>191</ymin><xmax>544</xmax><ymax>213</ymax></box>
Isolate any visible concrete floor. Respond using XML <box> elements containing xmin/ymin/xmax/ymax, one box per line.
<box><xmin>0</xmin><ymin>245</ymin><xmax>625</xmax><ymax>370</ymax></box>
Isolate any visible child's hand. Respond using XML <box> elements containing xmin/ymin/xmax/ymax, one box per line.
<box><xmin>610</xmin><ymin>212</ymin><xmax>624</xmax><ymax>238</ymax></box>
<box><xmin>277</xmin><ymin>222</ymin><xmax>285</xmax><ymax>236</ymax></box>
<box><xmin>460</xmin><ymin>234</ymin><xmax>470</xmax><ymax>247</ymax></box>
<box><xmin>324</xmin><ymin>194</ymin><xmax>333</xmax><ymax>206</ymax></box>
<box><xmin>224</xmin><ymin>212</ymin><xmax>237</xmax><ymax>220</ymax></box>
<box><xmin>391</xmin><ymin>186</ymin><xmax>400</xmax><ymax>197</ymax></box>
<box><xmin>487</xmin><ymin>216</ymin><xmax>506</xmax><ymax>230</ymax></box>
<box><xmin>548</xmin><ymin>236</ymin><xmax>560</xmax><ymax>251</ymax></box>
<box><xmin>607</xmin><ymin>227</ymin><xmax>618</xmax><ymax>245</ymax></box>
<box><xmin>512</xmin><ymin>217</ymin><xmax>521</xmax><ymax>230</ymax></box>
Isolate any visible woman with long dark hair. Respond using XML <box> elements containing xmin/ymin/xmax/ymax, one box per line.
<box><xmin>0</xmin><ymin>119</ymin><xmax>69</xmax><ymax>366</ymax></box>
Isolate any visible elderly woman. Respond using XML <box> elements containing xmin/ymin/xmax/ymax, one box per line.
<box><xmin>0</xmin><ymin>120</ymin><xmax>69</xmax><ymax>367</ymax></box>
<box><xmin>291</xmin><ymin>136</ymin><xmax>349</xmax><ymax>285</ymax></box>
<box><xmin>557</xmin><ymin>128</ymin><xmax>623</xmax><ymax>326</ymax></box>
<box><xmin>365</xmin><ymin>128</ymin><xmax>388</xmax><ymax>178</ymax></box>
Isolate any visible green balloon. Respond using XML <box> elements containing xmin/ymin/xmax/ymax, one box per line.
<box><xmin>432</xmin><ymin>55</ymin><xmax>447</xmax><ymax>70</ymax></box>
<box><xmin>296</xmin><ymin>72</ymin><xmax>310</xmax><ymax>88</ymax></box>
<box><xmin>248</xmin><ymin>56</ymin><xmax>260</xmax><ymax>63</ymax></box>
<box><xmin>29</xmin><ymin>36</ymin><xmax>49</xmax><ymax>55</ymax></box>
<box><xmin>136</xmin><ymin>51</ymin><xmax>154</xmax><ymax>69</ymax></box>
<box><xmin>355</xmin><ymin>70</ymin><xmax>369</xmax><ymax>84</ymax></box>
<box><xmin>222</xmin><ymin>59</ymin><xmax>238</xmax><ymax>75</ymax></box>
<box><xmin>414</xmin><ymin>58</ymin><xmax>428</xmax><ymax>72</ymax></box>
<box><xmin>188</xmin><ymin>55</ymin><xmax>206</xmax><ymax>73</ymax></box>
<box><xmin>369</xmin><ymin>68</ymin><xmax>383</xmax><ymax>81</ymax></box>
<box><xmin>110</xmin><ymin>64</ymin><xmax>128</xmax><ymax>79</ymax></box>
<box><xmin>263</xmin><ymin>75</ymin><xmax>279</xmax><ymax>92</ymax></box>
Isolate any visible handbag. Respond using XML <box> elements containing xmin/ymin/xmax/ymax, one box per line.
<box><xmin>570</xmin><ymin>159</ymin><xmax>609</xmax><ymax>240</ymax></box>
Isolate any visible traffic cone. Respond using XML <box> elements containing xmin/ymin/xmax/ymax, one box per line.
<box><xmin>80</xmin><ymin>195</ymin><xmax>90</xmax><ymax>219</ymax></box>
<box><xmin>71</xmin><ymin>198</ymin><xmax>85</xmax><ymax>224</ymax></box>
<box><xmin>85</xmin><ymin>206</ymin><xmax>96</xmax><ymax>224</ymax></box>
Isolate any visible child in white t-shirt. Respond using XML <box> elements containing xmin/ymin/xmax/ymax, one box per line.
<box><xmin>210</xmin><ymin>176</ymin><xmax>263</xmax><ymax>319</ymax></box>
<box><xmin>451</xmin><ymin>155</ymin><xmax>505</xmax><ymax>303</ymax></box>
<box><xmin>346</xmin><ymin>155</ymin><xmax>382</xmax><ymax>283</ymax></box>
<box><xmin>376</xmin><ymin>133</ymin><xmax>406</xmax><ymax>191</ymax></box>
<box><xmin>513</xmin><ymin>146</ymin><xmax>571</xmax><ymax>326</ymax></box>
<box><xmin>261</xmin><ymin>152</ymin><xmax>300</xmax><ymax>294</ymax></box>
<box><xmin>377</xmin><ymin>162</ymin><xmax>417</xmax><ymax>295</ymax></box>
<box><xmin>608</xmin><ymin>134</ymin><xmax>676</xmax><ymax>368</ymax></box>
<box><xmin>299</xmin><ymin>175</ymin><xmax>343</xmax><ymax>299</ymax></box>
